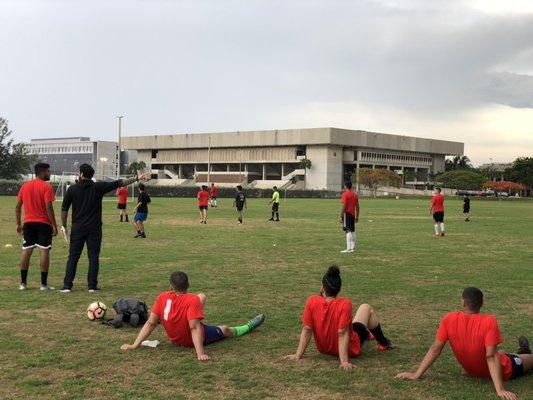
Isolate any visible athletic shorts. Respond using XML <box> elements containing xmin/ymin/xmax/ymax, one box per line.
<box><xmin>133</xmin><ymin>212</ymin><xmax>148</xmax><ymax>222</ymax></box>
<box><xmin>352</xmin><ymin>322</ymin><xmax>370</xmax><ymax>346</ymax></box>
<box><xmin>433</xmin><ymin>212</ymin><xmax>444</xmax><ymax>223</ymax></box>
<box><xmin>505</xmin><ymin>353</ymin><xmax>525</xmax><ymax>380</ymax></box>
<box><xmin>22</xmin><ymin>222</ymin><xmax>53</xmax><ymax>250</ymax></box>
<box><xmin>211</xmin><ymin>196</ymin><xmax>217</xmax><ymax>200</ymax></box>
<box><xmin>272</xmin><ymin>203</ymin><xmax>279</xmax><ymax>212</ymax></box>
<box><xmin>199</xmin><ymin>205</ymin><xmax>208</xmax><ymax>210</ymax></box>
<box><xmin>202</xmin><ymin>324</ymin><xmax>225</xmax><ymax>346</ymax></box>
<box><xmin>343</xmin><ymin>212</ymin><xmax>355</xmax><ymax>232</ymax></box>
<box><xmin>117</xmin><ymin>203</ymin><xmax>127</xmax><ymax>210</ymax></box>
<box><xmin>463</xmin><ymin>207</ymin><xmax>470</xmax><ymax>213</ymax></box>
<box><xmin>236</xmin><ymin>205</ymin><xmax>244</xmax><ymax>212</ymax></box>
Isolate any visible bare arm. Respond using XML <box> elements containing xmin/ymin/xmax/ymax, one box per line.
<box><xmin>355</xmin><ymin>203</ymin><xmax>360</xmax><ymax>223</ymax></box>
<box><xmin>45</xmin><ymin>201</ymin><xmax>58</xmax><ymax>236</ymax></box>
<box><xmin>396</xmin><ymin>339</ymin><xmax>446</xmax><ymax>380</ymax></box>
<box><xmin>120</xmin><ymin>312</ymin><xmax>160</xmax><ymax>350</ymax></box>
<box><xmin>338</xmin><ymin>327</ymin><xmax>354</xmax><ymax>370</ymax></box>
<box><xmin>486</xmin><ymin>345</ymin><xmax>516</xmax><ymax>400</ymax></box>
<box><xmin>189</xmin><ymin>319</ymin><xmax>209</xmax><ymax>361</ymax></box>
<box><xmin>286</xmin><ymin>326</ymin><xmax>313</xmax><ymax>360</ymax></box>
<box><xmin>15</xmin><ymin>200</ymin><xmax>23</xmax><ymax>236</ymax></box>
<box><xmin>120</xmin><ymin>172</ymin><xmax>149</xmax><ymax>188</ymax></box>
<box><xmin>340</xmin><ymin>203</ymin><xmax>346</xmax><ymax>220</ymax></box>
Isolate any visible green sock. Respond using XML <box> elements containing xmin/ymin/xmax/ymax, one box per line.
<box><xmin>232</xmin><ymin>323</ymin><xmax>252</xmax><ymax>337</ymax></box>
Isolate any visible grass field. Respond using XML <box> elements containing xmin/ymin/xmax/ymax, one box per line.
<box><xmin>0</xmin><ymin>195</ymin><xmax>531</xmax><ymax>400</ymax></box>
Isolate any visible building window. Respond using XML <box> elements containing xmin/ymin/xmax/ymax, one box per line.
<box><xmin>296</xmin><ymin>146</ymin><xmax>306</xmax><ymax>156</ymax></box>
<box><xmin>151</xmin><ymin>149</ymin><xmax>158</xmax><ymax>159</ymax></box>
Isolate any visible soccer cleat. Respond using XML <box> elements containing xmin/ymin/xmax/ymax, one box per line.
<box><xmin>440</xmin><ymin>232</ymin><xmax>445</xmax><ymax>236</ymax></box>
<box><xmin>377</xmin><ymin>340</ymin><xmax>395</xmax><ymax>351</ymax></box>
<box><xmin>19</xmin><ymin>283</ymin><xmax>27</xmax><ymax>291</ymax></box>
<box><xmin>88</xmin><ymin>287</ymin><xmax>101</xmax><ymax>293</ymax></box>
<box><xmin>134</xmin><ymin>232</ymin><xmax>142</xmax><ymax>238</ymax></box>
<box><xmin>40</xmin><ymin>285</ymin><xmax>55</xmax><ymax>291</ymax></box>
<box><xmin>247</xmin><ymin>314</ymin><xmax>266</xmax><ymax>331</ymax></box>
<box><xmin>141</xmin><ymin>233</ymin><xmax>146</xmax><ymax>238</ymax></box>
<box><xmin>268</xmin><ymin>218</ymin><xmax>274</xmax><ymax>221</ymax></box>
<box><xmin>59</xmin><ymin>288</ymin><xmax>72</xmax><ymax>293</ymax></box>
<box><xmin>518</xmin><ymin>336</ymin><xmax>531</xmax><ymax>354</ymax></box>
<box><xmin>340</xmin><ymin>249</ymin><xmax>351</xmax><ymax>253</ymax></box>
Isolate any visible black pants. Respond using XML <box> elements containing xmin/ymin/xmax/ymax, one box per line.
<box><xmin>63</xmin><ymin>229</ymin><xmax>102</xmax><ymax>290</ymax></box>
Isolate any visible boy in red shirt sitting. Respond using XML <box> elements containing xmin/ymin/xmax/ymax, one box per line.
<box><xmin>121</xmin><ymin>271</ymin><xmax>266</xmax><ymax>361</ymax></box>
<box><xmin>396</xmin><ymin>287</ymin><xmax>532</xmax><ymax>400</ymax></box>
<box><xmin>285</xmin><ymin>266</ymin><xmax>393</xmax><ymax>370</ymax></box>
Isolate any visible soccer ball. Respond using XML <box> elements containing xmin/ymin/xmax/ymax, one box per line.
<box><xmin>87</xmin><ymin>302</ymin><xmax>107</xmax><ymax>321</ymax></box>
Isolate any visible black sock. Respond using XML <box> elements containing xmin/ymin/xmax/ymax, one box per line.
<box><xmin>370</xmin><ymin>324</ymin><xmax>389</xmax><ymax>345</ymax></box>
<box><xmin>271</xmin><ymin>212</ymin><xmax>274</xmax><ymax>219</ymax></box>
<box><xmin>120</xmin><ymin>215</ymin><xmax>123</xmax><ymax>222</ymax></box>
<box><xmin>275</xmin><ymin>212</ymin><xmax>279</xmax><ymax>220</ymax></box>
<box><xmin>41</xmin><ymin>271</ymin><xmax>48</xmax><ymax>286</ymax></box>
<box><xmin>137</xmin><ymin>230</ymin><xmax>141</xmax><ymax>234</ymax></box>
<box><xmin>21</xmin><ymin>269</ymin><xmax>28</xmax><ymax>285</ymax></box>
<box><xmin>125</xmin><ymin>215</ymin><xmax>129</xmax><ymax>222</ymax></box>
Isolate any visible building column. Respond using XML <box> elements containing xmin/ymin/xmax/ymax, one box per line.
<box><xmin>414</xmin><ymin>167</ymin><xmax>418</xmax><ymax>183</ymax></box>
<box><xmin>281</xmin><ymin>163</ymin><xmax>285</xmax><ymax>178</ymax></box>
<box><xmin>227</xmin><ymin>164</ymin><xmax>230</xmax><ymax>172</ymax></box>
<box><xmin>178</xmin><ymin>164</ymin><xmax>183</xmax><ymax>179</ymax></box>
<box><xmin>355</xmin><ymin>163</ymin><xmax>360</xmax><ymax>192</ymax></box>
<box><xmin>262</xmin><ymin>164</ymin><xmax>266</xmax><ymax>180</ymax></box>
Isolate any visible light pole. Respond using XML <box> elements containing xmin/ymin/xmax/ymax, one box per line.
<box><xmin>116</xmin><ymin>116</ymin><xmax>123</xmax><ymax>179</ymax></box>
<box><xmin>207</xmin><ymin>135</ymin><xmax>211</xmax><ymax>184</ymax></box>
<box><xmin>100</xmin><ymin>157</ymin><xmax>108</xmax><ymax>179</ymax></box>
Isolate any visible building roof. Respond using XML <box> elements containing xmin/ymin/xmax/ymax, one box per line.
<box><xmin>122</xmin><ymin>127</ymin><xmax>464</xmax><ymax>155</ymax></box>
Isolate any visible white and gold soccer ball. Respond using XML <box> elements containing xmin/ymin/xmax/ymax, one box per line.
<box><xmin>86</xmin><ymin>302</ymin><xmax>107</xmax><ymax>321</ymax></box>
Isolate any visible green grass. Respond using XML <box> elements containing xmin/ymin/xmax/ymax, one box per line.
<box><xmin>0</xmin><ymin>195</ymin><xmax>531</xmax><ymax>400</ymax></box>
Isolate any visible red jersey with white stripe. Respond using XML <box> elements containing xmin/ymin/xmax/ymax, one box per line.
<box><xmin>150</xmin><ymin>292</ymin><xmax>204</xmax><ymax>347</ymax></box>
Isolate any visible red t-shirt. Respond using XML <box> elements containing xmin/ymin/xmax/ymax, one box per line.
<box><xmin>197</xmin><ymin>190</ymin><xmax>209</xmax><ymax>206</ymax></box>
<box><xmin>431</xmin><ymin>193</ymin><xmax>445</xmax><ymax>212</ymax></box>
<box><xmin>117</xmin><ymin>187</ymin><xmax>128</xmax><ymax>204</ymax></box>
<box><xmin>151</xmin><ymin>292</ymin><xmax>205</xmax><ymax>347</ymax></box>
<box><xmin>17</xmin><ymin>179</ymin><xmax>56</xmax><ymax>226</ymax></box>
<box><xmin>436</xmin><ymin>311</ymin><xmax>512</xmax><ymax>380</ymax></box>
<box><xmin>210</xmin><ymin>186</ymin><xmax>218</xmax><ymax>197</ymax></box>
<box><xmin>302</xmin><ymin>295</ymin><xmax>361</xmax><ymax>357</ymax></box>
<box><xmin>341</xmin><ymin>189</ymin><xmax>359</xmax><ymax>216</ymax></box>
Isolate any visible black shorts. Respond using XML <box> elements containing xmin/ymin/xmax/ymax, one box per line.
<box><xmin>433</xmin><ymin>212</ymin><xmax>444</xmax><ymax>223</ymax></box>
<box><xmin>272</xmin><ymin>203</ymin><xmax>279</xmax><ymax>212</ymax></box>
<box><xmin>22</xmin><ymin>222</ymin><xmax>53</xmax><ymax>250</ymax></box>
<box><xmin>236</xmin><ymin>205</ymin><xmax>244</xmax><ymax>212</ymax></box>
<box><xmin>117</xmin><ymin>203</ymin><xmax>127</xmax><ymax>210</ymax></box>
<box><xmin>505</xmin><ymin>353</ymin><xmax>525</xmax><ymax>380</ymax></box>
<box><xmin>463</xmin><ymin>207</ymin><xmax>470</xmax><ymax>213</ymax></box>
<box><xmin>352</xmin><ymin>322</ymin><xmax>370</xmax><ymax>345</ymax></box>
<box><xmin>199</xmin><ymin>205</ymin><xmax>208</xmax><ymax>210</ymax></box>
<box><xmin>343</xmin><ymin>213</ymin><xmax>355</xmax><ymax>232</ymax></box>
<box><xmin>202</xmin><ymin>324</ymin><xmax>225</xmax><ymax>346</ymax></box>
<box><xmin>211</xmin><ymin>196</ymin><xmax>217</xmax><ymax>200</ymax></box>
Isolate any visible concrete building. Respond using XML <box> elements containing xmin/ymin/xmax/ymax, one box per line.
<box><xmin>122</xmin><ymin>127</ymin><xmax>464</xmax><ymax>190</ymax></box>
<box><xmin>27</xmin><ymin>137</ymin><xmax>121</xmax><ymax>178</ymax></box>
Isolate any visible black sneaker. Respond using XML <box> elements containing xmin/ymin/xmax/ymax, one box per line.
<box><xmin>518</xmin><ymin>336</ymin><xmax>531</xmax><ymax>354</ymax></box>
<box><xmin>141</xmin><ymin>233</ymin><xmax>146</xmax><ymax>238</ymax></box>
<box><xmin>134</xmin><ymin>232</ymin><xmax>142</xmax><ymax>238</ymax></box>
<box><xmin>247</xmin><ymin>314</ymin><xmax>266</xmax><ymax>331</ymax></box>
<box><xmin>268</xmin><ymin>218</ymin><xmax>274</xmax><ymax>221</ymax></box>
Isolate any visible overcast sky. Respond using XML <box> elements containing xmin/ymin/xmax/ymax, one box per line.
<box><xmin>1</xmin><ymin>0</ymin><xmax>532</xmax><ymax>165</ymax></box>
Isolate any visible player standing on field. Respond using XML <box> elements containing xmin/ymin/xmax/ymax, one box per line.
<box><xmin>268</xmin><ymin>186</ymin><xmax>280</xmax><ymax>221</ymax></box>
<box><xmin>116</xmin><ymin>186</ymin><xmax>129</xmax><ymax>222</ymax></box>
<box><xmin>233</xmin><ymin>185</ymin><xmax>247</xmax><ymax>224</ymax></box>
<box><xmin>430</xmin><ymin>187</ymin><xmax>445</xmax><ymax>236</ymax></box>
<box><xmin>133</xmin><ymin>183</ymin><xmax>151</xmax><ymax>238</ymax></box>
<box><xmin>15</xmin><ymin>162</ymin><xmax>58</xmax><ymax>291</ymax></box>
<box><xmin>210</xmin><ymin>183</ymin><xmax>218</xmax><ymax>208</ymax></box>
<box><xmin>197</xmin><ymin>185</ymin><xmax>209</xmax><ymax>224</ymax></box>
<box><xmin>59</xmin><ymin>164</ymin><xmax>147</xmax><ymax>293</ymax></box>
<box><xmin>340</xmin><ymin>181</ymin><xmax>359</xmax><ymax>253</ymax></box>
<box><xmin>463</xmin><ymin>194</ymin><xmax>471</xmax><ymax>222</ymax></box>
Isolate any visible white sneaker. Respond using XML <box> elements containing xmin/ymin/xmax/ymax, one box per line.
<box><xmin>40</xmin><ymin>285</ymin><xmax>55</xmax><ymax>291</ymax></box>
<box><xmin>59</xmin><ymin>288</ymin><xmax>72</xmax><ymax>293</ymax></box>
<box><xmin>19</xmin><ymin>283</ymin><xmax>27</xmax><ymax>290</ymax></box>
<box><xmin>340</xmin><ymin>249</ymin><xmax>351</xmax><ymax>253</ymax></box>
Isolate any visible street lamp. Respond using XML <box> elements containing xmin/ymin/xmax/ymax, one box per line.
<box><xmin>117</xmin><ymin>116</ymin><xmax>123</xmax><ymax>179</ymax></box>
<box><xmin>100</xmin><ymin>157</ymin><xmax>108</xmax><ymax>179</ymax></box>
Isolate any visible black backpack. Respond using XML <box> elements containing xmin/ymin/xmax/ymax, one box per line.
<box><xmin>105</xmin><ymin>298</ymin><xmax>149</xmax><ymax>328</ymax></box>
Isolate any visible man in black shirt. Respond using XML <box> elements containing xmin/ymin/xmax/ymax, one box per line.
<box><xmin>463</xmin><ymin>194</ymin><xmax>471</xmax><ymax>222</ymax></box>
<box><xmin>133</xmin><ymin>183</ymin><xmax>151</xmax><ymax>238</ymax></box>
<box><xmin>233</xmin><ymin>185</ymin><xmax>247</xmax><ymax>225</ymax></box>
<box><xmin>59</xmin><ymin>164</ymin><xmax>147</xmax><ymax>293</ymax></box>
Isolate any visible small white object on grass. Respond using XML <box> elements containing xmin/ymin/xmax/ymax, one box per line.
<box><xmin>141</xmin><ymin>340</ymin><xmax>160</xmax><ymax>348</ymax></box>
<box><xmin>4</xmin><ymin>244</ymin><xmax>13</xmax><ymax>249</ymax></box>
<box><xmin>368</xmin><ymin>219</ymin><xmax>373</xmax><ymax>223</ymax></box>
<box><xmin>273</xmin><ymin>244</ymin><xmax>276</xmax><ymax>247</ymax></box>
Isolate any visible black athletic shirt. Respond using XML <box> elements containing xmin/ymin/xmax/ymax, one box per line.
<box><xmin>235</xmin><ymin>192</ymin><xmax>246</xmax><ymax>208</ymax></box>
<box><xmin>137</xmin><ymin>192</ymin><xmax>151</xmax><ymax>213</ymax></box>
<box><xmin>62</xmin><ymin>179</ymin><xmax>123</xmax><ymax>232</ymax></box>
<box><xmin>463</xmin><ymin>197</ymin><xmax>470</xmax><ymax>209</ymax></box>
